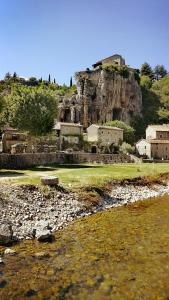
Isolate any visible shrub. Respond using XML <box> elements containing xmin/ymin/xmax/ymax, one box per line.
<box><xmin>120</xmin><ymin>142</ymin><xmax>135</xmax><ymax>154</ymax></box>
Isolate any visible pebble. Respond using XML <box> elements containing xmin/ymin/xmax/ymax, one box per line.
<box><xmin>4</xmin><ymin>248</ymin><xmax>16</xmax><ymax>256</ymax></box>
<box><xmin>34</xmin><ymin>252</ymin><xmax>50</xmax><ymax>259</ymax></box>
<box><xmin>0</xmin><ymin>257</ymin><xmax>4</xmax><ymax>264</ymax></box>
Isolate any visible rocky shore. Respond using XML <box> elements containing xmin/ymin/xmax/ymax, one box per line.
<box><xmin>0</xmin><ymin>180</ymin><xmax>169</xmax><ymax>245</ymax></box>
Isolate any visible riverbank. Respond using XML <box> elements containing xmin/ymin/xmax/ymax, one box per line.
<box><xmin>1</xmin><ymin>193</ymin><xmax>169</xmax><ymax>299</ymax></box>
<box><xmin>0</xmin><ymin>173</ymin><xmax>169</xmax><ymax>244</ymax></box>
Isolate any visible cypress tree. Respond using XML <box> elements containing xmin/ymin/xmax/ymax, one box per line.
<box><xmin>48</xmin><ymin>74</ymin><xmax>51</xmax><ymax>83</ymax></box>
<box><xmin>70</xmin><ymin>76</ymin><xmax>73</xmax><ymax>87</ymax></box>
<box><xmin>13</xmin><ymin>72</ymin><xmax>17</xmax><ymax>78</ymax></box>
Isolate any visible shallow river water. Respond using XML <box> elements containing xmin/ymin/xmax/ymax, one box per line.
<box><xmin>1</xmin><ymin>194</ymin><xmax>169</xmax><ymax>299</ymax></box>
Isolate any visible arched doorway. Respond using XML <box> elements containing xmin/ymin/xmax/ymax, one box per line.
<box><xmin>91</xmin><ymin>145</ymin><xmax>97</xmax><ymax>153</ymax></box>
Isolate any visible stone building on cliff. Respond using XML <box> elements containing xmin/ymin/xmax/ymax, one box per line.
<box><xmin>58</xmin><ymin>54</ymin><xmax>142</xmax><ymax>129</ymax></box>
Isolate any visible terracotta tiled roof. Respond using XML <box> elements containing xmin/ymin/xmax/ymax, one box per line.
<box><xmin>54</xmin><ymin>122</ymin><xmax>82</xmax><ymax>130</ymax></box>
<box><xmin>88</xmin><ymin>124</ymin><xmax>123</xmax><ymax>131</ymax></box>
<box><xmin>147</xmin><ymin>124</ymin><xmax>169</xmax><ymax>131</ymax></box>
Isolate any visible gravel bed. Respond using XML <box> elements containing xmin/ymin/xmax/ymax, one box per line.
<box><xmin>0</xmin><ymin>182</ymin><xmax>169</xmax><ymax>243</ymax></box>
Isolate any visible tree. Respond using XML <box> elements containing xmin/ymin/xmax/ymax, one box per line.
<box><xmin>140</xmin><ymin>62</ymin><xmax>154</xmax><ymax>79</ymax></box>
<box><xmin>54</xmin><ymin>78</ymin><xmax>56</xmax><ymax>84</ymax></box>
<box><xmin>140</xmin><ymin>75</ymin><xmax>152</xmax><ymax>89</ymax></box>
<box><xmin>152</xmin><ymin>77</ymin><xmax>169</xmax><ymax>122</ymax></box>
<box><xmin>4</xmin><ymin>86</ymin><xmax>58</xmax><ymax>136</ymax></box>
<box><xmin>154</xmin><ymin>65</ymin><xmax>167</xmax><ymax>80</ymax></box>
<box><xmin>105</xmin><ymin>120</ymin><xmax>135</xmax><ymax>145</ymax></box>
<box><xmin>13</xmin><ymin>72</ymin><xmax>17</xmax><ymax>78</ymax></box>
<box><xmin>70</xmin><ymin>76</ymin><xmax>73</xmax><ymax>87</ymax></box>
<box><xmin>4</xmin><ymin>72</ymin><xmax>11</xmax><ymax>80</ymax></box>
<box><xmin>48</xmin><ymin>74</ymin><xmax>51</xmax><ymax>83</ymax></box>
<box><xmin>29</xmin><ymin>77</ymin><xmax>37</xmax><ymax>82</ymax></box>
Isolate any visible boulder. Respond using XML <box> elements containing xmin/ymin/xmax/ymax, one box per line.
<box><xmin>34</xmin><ymin>220</ymin><xmax>54</xmax><ymax>242</ymax></box>
<box><xmin>0</xmin><ymin>222</ymin><xmax>13</xmax><ymax>246</ymax></box>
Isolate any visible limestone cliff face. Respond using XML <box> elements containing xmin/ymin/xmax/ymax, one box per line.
<box><xmin>58</xmin><ymin>68</ymin><xmax>142</xmax><ymax>128</ymax></box>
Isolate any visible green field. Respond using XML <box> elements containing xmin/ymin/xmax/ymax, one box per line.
<box><xmin>0</xmin><ymin>163</ymin><xmax>169</xmax><ymax>188</ymax></box>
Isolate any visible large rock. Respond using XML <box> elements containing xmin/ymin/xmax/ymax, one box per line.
<box><xmin>34</xmin><ymin>220</ymin><xmax>54</xmax><ymax>242</ymax></box>
<box><xmin>0</xmin><ymin>222</ymin><xmax>13</xmax><ymax>245</ymax></box>
<box><xmin>58</xmin><ymin>67</ymin><xmax>142</xmax><ymax>127</ymax></box>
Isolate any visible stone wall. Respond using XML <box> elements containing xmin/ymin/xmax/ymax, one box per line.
<box><xmin>0</xmin><ymin>152</ymin><xmax>132</xmax><ymax>169</ymax></box>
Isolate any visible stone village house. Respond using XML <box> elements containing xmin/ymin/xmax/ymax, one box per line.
<box><xmin>136</xmin><ymin>124</ymin><xmax>169</xmax><ymax>160</ymax></box>
<box><xmin>86</xmin><ymin>124</ymin><xmax>123</xmax><ymax>153</ymax></box>
<box><xmin>53</xmin><ymin>122</ymin><xmax>83</xmax><ymax>151</ymax></box>
<box><xmin>0</xmin><ymin>127</ymin><xmax>27</xmax><ymax>154</ymax></box>
<box><xmin>92</xmin><ymin>54</ymin><xmax>125</xmax><ymax>69</ymax></box>
<box><xmin>53</xmin><ymin>122</ymin><xmax>123</xmax><ymax>153</ymax></box>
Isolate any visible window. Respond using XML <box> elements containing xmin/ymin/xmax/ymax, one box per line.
<box><xmin>12</xmin><ymin>134</ymin><xmax>18</xmax><ymax>141</ymax></box>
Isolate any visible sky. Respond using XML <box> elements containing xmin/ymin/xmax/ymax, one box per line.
<box><xmin>0</xmin><ymin>0</ymin><xmax>169</xmax><ymax>85</ymax></box>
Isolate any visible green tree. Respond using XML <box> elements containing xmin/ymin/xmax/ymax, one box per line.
<box><xmin>140</xmin><ymin>63</ymin><xmax>154</xmax><ymax>79</ymax></box>
<box><xmin>105</xmin><ymin>120</ymin><xmax>135</xmax><ymax>145</ymax></box>
<box><xmin>152</xmin><ymin>77</ymin><xmax>169</xmax><ymax>122</ymax></box>
<box><xmin>154</xmin><ymin>65</ymin><xmax>167</xmax><ymax>80</ymax></box>
<box><xmin>4</xmin><ymin>72</ymin><xmax>11</xmax><ymax>80</ymax></box>
<box><xmin>70</xmin><ymin>76</ymin><xmax>73</xmax><ymax>87</ymax></box>
<box><xmin>4</xmin><ymin>86</ymin><xmax>58</xmax><ymax>136</ymax></box>
<box><xmin>13</xmin><ymin>72</ymin><xmax>17</xmax><ymax>78</ymax></box>
<box><xmin>140</xmin><ymin>75</ymin><xmax>152</xmax><ymax>89</ymax></box>
<box><xmin>48</xmin><ymin>74</ymin><xmax>51</xmax><ymax>83</ymax></box>
<box><xmin>54</xmin><ymin>78</ymin><xmax>56</xmax><ymax>84</ymax></box>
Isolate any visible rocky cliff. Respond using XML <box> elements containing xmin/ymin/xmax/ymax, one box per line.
<box><xmin>58</xmin><ymin>67</ymin><xmax>142</xmax><ymax>128</ymax></box>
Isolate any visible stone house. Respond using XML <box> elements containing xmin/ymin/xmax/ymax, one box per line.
<box><xmin>54</xmin><ymin>122</ymin><xmax>83</xmax><ymax>136</ymax></box>
<box><xmin>146</xmin><ymin>124</ymin><xmax>169</xmax><ymax>140</ymax></box>
<box><xmin>1</xmin><ymin>127</ymin><xmax>27</xmax><ymax>153</ymax></box>
<box><xmin>87</xmin><ymin>124</ymin><xmax>123</xmax><ymax>153</ymax></box>
<box><xmin>92</xmin><ymin>54</ymin><xmax>125</xmax><ymax>69</ymax></box>
<box><xmin>54</xmin><ymin>122</ymin><xmax>83</xmax><ymax>151</ymax></box>
<box><xmin>136</xmin><ymin>139</ymin><xmax>169</xmax><ymax>160</ymax></box>
<box><xmin>136</xmin><ymin>124</ymin><xmax>169</xmax><ymax>159</ymax></box>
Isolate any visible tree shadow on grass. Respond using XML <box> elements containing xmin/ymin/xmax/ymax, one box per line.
<box><xmin>0</xmin><ymin>171</ymin><xmax>25</xmax><ymax>178</ymax></box>
<box><xmin>29</xmin><ymin>164</ymin><xmax>103</xmax><ymax>172</ymax></box>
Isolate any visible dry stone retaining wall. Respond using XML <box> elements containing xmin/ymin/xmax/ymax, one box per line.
<box><xmin>0</xmin><ymin>152</ymin><xmax>132</xmax><ymax>169</ymax></box>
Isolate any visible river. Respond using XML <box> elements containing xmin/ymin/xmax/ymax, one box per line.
<box><xmin>1</xmin><ymin>194</ymin><xmax>169</xmax><ymax>299</ymax></box>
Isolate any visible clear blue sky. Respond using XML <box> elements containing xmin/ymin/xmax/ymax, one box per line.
<box><xmin>0</xmin><ymin>0</ymin><xmax>169</xmax><ymax>85</ymax></box>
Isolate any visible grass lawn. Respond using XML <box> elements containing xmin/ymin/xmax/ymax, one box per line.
<box><xmin>0</xmin><ymin>163</ymin><xmax>169</xmax><ymax>188</ymax></box>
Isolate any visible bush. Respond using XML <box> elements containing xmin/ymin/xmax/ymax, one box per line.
<box><xmin>118</xmin><ymin>66</ymin><xmax>129</xmax><ymax>78</ymax></box>
<box><xmin>102</xmin><ymin>64</ymin><xmax>129</xmax><ymax>79</ymax></box>
<box><xmin>120</xmin><ymin>142</ymin><xmax>135</xmax><ymax>154</ymax></box>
